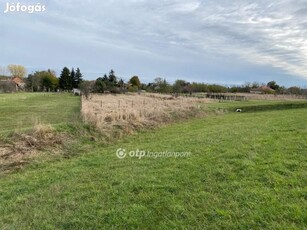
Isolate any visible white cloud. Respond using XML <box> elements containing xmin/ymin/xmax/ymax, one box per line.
<box><xmin>1</xmin><ymin>0</ymin><xmax>307</xmax><ymax>85</ymax></box>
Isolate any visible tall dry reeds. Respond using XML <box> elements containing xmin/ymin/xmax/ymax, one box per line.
<box><xmin>81</xmin><ymin>93</ymin><xmax>211</xmax><ymax>133</ymax></box>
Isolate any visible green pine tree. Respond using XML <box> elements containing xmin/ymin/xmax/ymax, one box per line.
<box><xmin>108</xmin><ymin>69</ymin><xmax>117</xmax><ymax>86</ymax></box>
<box><xmin>59</xmin><ymin>67</ymin><xmax>71</xmax><ymax>91</ymax></box>
<box><xmin>71</xmin><ymin>68</ymin><xmax>76</xmax><ymax>89</ymax></box>
<box><xmin>75</xmin><ymin>68</ymin><xmax>83</xmax><ymax>88</ymax></box>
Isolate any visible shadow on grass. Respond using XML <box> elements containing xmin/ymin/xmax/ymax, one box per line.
<box><xmin>231</xmin><ymin>102</ymin><xmax>307</xmax><ymax>113</ymax></box>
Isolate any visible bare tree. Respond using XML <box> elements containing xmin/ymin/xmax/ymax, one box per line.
<box><xmin>80</xmin><ymin>81</ymin><xmax>94</xmax><ymax>99</ymax></box>
<box><xmin>7</xmin><ymin>64</ymin><xmax>27</xmax><ymax>78</ymax></box>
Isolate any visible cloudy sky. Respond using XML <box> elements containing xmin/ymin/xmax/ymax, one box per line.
<box><xmin>1</xmin><ymin>0</ymin><xmax>307</xmax><ymax>86</ymax></box>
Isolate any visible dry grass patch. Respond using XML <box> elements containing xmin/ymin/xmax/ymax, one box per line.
<box><xmin>0</xmin><ymin>123</ymin><xmax>71</xmax><ymax>174</ymax></box>
<box><xmin>81</xmin><ymin>93</ymin><xmax>212</xmax><ymax>137</ymax></box>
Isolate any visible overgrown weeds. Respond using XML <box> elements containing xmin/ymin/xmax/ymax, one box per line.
<box><xmin>0</xmin><ymin>123</ymin><xmax>71</xmax><ymax>174</ymax></box>
<box><xmin>81</xmin><ymin>93</ymin><xmax>212</xmax><ymax>139</ymax></box>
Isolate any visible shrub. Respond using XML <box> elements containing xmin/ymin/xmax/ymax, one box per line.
<box><xmin>0</xmin><ymin>81</ymin><xmax>16</xmax><ymax>93</ymax></box>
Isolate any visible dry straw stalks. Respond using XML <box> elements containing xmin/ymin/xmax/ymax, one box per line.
<box><xmin>0</xmin><ymin>122</ymin><xmax>67</xmax><ymax>174</ymax></box>
<box><xmin>81</xmin><ymin>93</ymin><xmax>212</xmax><ymax>138</ymax></box>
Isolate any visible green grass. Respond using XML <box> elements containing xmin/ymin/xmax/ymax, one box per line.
<box><xmin>0</xmin><ymin>95</ymin><xmax>306</xmax><ymax>229</ymax></box>
<box><xmin>0</xmin><ymin>93</ymin><xmax>80</xmax><ymax>133</ymax></box>
<box><xmin>206</xmin><ymin>99</ymin><xmax>307</xmax><ymax>111</ymax></box>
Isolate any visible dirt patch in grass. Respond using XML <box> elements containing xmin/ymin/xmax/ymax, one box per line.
<box><xmin>0</xmin><ymin>124</ymin><xmax>71</xmax><ymax>174</ymax></box>
<box><xmin>0</xmin><ymin>145</ymin><xmax>37</xmax><ymax>174</ymax></box>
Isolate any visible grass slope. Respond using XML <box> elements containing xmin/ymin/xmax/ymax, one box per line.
<box><xmin>0</xmin><ymin>93</ymin><xmax>80</xmax><ymax>133</ymax></box>
<box><xmin>0</xmin><ymin>101</ymin><xmax>306</xmax><ymax>229</ymax></box>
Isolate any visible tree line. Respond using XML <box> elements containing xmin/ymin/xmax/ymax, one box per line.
<box><xmin>79</xmin><ymin>71</ymin><xmax>307</xmax><ymax>96</ymax></box>
<box><xmin>1</xmin><ymin>65</ymin><xmax>307</xmax><ymax>95</ymax></box>
<box><xmin>26</xmin><ymin>67</ymin><xmax>84</xmax><ymax>92</ymax></box>
<box><xmin>25</xmin><ymin>67</ymin><xmax>83</xmax><ymax>92</ymax></box>
<box><xmin>0</xmin><ymin>65</ymin><xmax>84</xmax><ymax>92</ymax></box>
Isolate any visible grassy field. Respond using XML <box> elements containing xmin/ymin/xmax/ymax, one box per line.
<box><xmin>0</xmin><ymin>93</ymin><xmax>306</xmax><ymax>229</ymax></box>
<box><xmin>0</xmin><ymin>93</ymin><xmax>80</xmax><ymax>133</ymax></box>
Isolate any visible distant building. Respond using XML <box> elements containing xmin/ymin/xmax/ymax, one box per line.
<box><xmin>250</xmin><ymin>86</ymin><xmax>275</xmax><ymax>94</ymax></box>
<box><xmin>11</xmin><ymin>77</ymin><xmax>25</xmax><ymax>90</ymax></box>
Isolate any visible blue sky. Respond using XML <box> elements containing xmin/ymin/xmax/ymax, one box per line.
<box><xmin>1</xmin><ymin>0</ymin><xmax>307</xmax><ymax>87</ymax></box>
